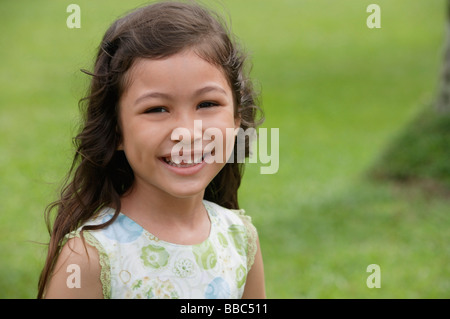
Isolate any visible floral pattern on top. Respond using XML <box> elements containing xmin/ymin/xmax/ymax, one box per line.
<box><xmin>76</xmin><ymin>200</ymin><xmax>257</xmax><ymax>299</ymax></box>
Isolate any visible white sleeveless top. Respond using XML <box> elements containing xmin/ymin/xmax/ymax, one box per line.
<box><xmin>68</xmin><ymin>200</ymin><xmax>258</xmax><ymax>299</ymax></box>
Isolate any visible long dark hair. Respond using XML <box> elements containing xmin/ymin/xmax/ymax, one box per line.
<box><xmin>37</xmin><ymin>1</ymin><xmax>262</xmax><ymax>298</ymax></box>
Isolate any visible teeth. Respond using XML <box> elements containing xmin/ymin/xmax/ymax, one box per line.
<box><xmin>194</xmin><ymin>155</ymin><xmax>203</xmax><ymax>163</ymax></box>
<box><xmin>163</xmin><ymin>155</ymin><xmax>204</xmax><ymax>167</ymax></box>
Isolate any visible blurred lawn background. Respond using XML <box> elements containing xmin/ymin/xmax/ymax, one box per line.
<box><xmin>0</xmin><ymin>0</ymin><xmax>449</xmax><ymax>298</ymax></box>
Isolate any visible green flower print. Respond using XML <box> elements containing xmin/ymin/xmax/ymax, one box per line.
<box><xmin>141</xmin><ymin>244</ymin><xmax>169</xmax><ymax>269</ymax></box>
<box><xmin>131</xmin><ymin>277</ymin><xmax>179</xmax><ymax>299</ymax></box>
<box><xmin>172</xmin><ymin>258</ymin><xmax>195</xmax><ymax>278</ymax></box>
<box><xmin>236</xmin><ymin>264</ymin><xmax>247</xmax><ymax>288</ymax></box>
<box><xmin>145</xmin><ymin>278</ymin><xmax>179</xmax><ymax>299</ymax></box>
<box><xmin>192</xmin><ymin>240</ymin><xmax>217</xmax><ymax>270</ymax></box>
<box><xmin>217</xmin><ymin>232</ymin><xmax>228</xmax><ymax>248</ymax></box>
<box><xmin>228</xmin><ymin>224</ymin><xmax>246</xmax><ymax>256</ymax></box>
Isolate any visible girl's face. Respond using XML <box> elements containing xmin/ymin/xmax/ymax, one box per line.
<box><xmin>118</xmin><ymin>50</ymin><xmax>239</xmax><ymax>200</ymax></box>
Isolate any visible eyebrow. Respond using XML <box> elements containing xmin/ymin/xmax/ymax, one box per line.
<box><xmin>133</xmin><ymin>85</ymin><xmax>228</xmax><ymax>106</ymax></box>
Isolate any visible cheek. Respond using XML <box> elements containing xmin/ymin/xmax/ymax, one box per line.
<box><xmin>203</xmin><ymin>120</ymin><xmax>237</xmax><ymax>163</ymax></box>
<box><xmin>120</xmin><ymin>121</ymin><xmax>161</xmax><ymax>162</ymax></box>
<box><xmin>205</xmin><ymin>106</ymin><xmax>238</xmax><ymax>129</ymax></box>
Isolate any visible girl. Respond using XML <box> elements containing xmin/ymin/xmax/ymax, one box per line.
<box><xmin>38</xmin><ymin>1</ymin><xmax>265</xmax><ymax>299</ymax></box>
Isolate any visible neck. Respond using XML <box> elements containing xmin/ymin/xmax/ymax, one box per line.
<box><xmin>119</xmin><ymin>179</ymin><xmax>207</xmax><ymax>229</ymax></box>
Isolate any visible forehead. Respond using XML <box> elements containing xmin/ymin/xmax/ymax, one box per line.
<box><xmin>120</xmin><ymin>50</ymin><xmax>232</xmax><ymax>98</ymax></box>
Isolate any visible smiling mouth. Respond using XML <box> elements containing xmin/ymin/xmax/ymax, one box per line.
<box><xmin>160</xmin><ymin>154</ymin><xmax>206</xmax><ymax>168</ymax></box>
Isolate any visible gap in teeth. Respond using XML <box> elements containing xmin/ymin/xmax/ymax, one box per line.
<box><xmin>163</xmin><ymin>155</ymin><xmax>204</xmax><ymax>167</ymax></box>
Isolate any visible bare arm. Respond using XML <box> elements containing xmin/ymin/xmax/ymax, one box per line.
<box><xmin>242</xmin><ymin>237</ymin><xmax>266</xmax><ymax>299</ymax></box>
<box><xmin>44</xmin><ymin>236</ymin><xmax>104</xmax><ymax>299</ymax></box>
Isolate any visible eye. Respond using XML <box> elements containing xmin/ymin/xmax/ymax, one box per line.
<box><xmin>144</xmin><ymin>107</ymin><xmax>168</xmax><ymax>114</ymax></box>
<box><xmin>197</xmin><ymin>101</ymin><xmax>219</xmax><ymax>109</ymax></box>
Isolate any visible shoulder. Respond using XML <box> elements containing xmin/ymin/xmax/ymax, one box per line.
<box><xmin>204</xmin><ymin>200</ymin><xmax>259</xmax><ymax>270</ymax></box>
<box><xmin>44</xmin><ymin>233</ymin><xmax>104</xmax><ymax>298</ymax></box>
<box><xmin>204</xmin><ymin>200</ymin><xmax>256</xmax><ymax>229</ymax></box>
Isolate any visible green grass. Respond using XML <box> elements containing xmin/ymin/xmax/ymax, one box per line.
<box><xmin>1</xmin><ymin>0</ymin><xmax>449</xmax><ymax>298</ymax></box>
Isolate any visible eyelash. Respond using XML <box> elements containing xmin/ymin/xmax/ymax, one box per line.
<box><xmin>144</xmin><ymin>107</ymin><xmax>167</xmax><ymax>114</ymax></box>
<box><xmin>143</xmin><ymin>102</ymin><xmax>219</xmax><ymax>114</ymax></box>
<box><xmin>197</xmin><ymin>101</ymin><xmax>219</xmax><ymax>109</ymax></box>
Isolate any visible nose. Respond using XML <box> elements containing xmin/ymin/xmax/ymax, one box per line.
<box><xmin>170</xmin><ymin>116</ymin><xmax>204</xmax><ymax>164</ymax></box>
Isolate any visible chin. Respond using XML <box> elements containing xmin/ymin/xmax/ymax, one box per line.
<box><xmin>161</xmin><ymin>163</ymin><xmax>224</xmax><ymax>199</ymax></box>
<box><xmin>162</xmin><ymin>180</ymin><xmax>209</xmax><ymax>199</ymax></box>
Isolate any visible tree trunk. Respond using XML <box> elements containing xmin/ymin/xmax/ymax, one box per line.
<box><xmin>435</xmin><ymin>0</ymin><xmax>450</xmax><ymax>113</ymax></box>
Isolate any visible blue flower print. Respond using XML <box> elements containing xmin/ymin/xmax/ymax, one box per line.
<box><xmin>204</xmin><ymin>277</ymin><xmax>230</xmax><ymax>299</ymax></box>
<box><xmin>102</xmin><ymin>214</ymin><xmax>143</xmax><ymax>243</ymax></box>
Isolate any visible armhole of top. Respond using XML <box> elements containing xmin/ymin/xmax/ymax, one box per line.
<box><xmin>65</xmin><ymin>230</ymin><xmax>112</xmax><ymax>299</ymax></box>
<box><xmin>230</xmin><ymin>209</ymin><xmax>258</xmax><ymax>271</ymax></box>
